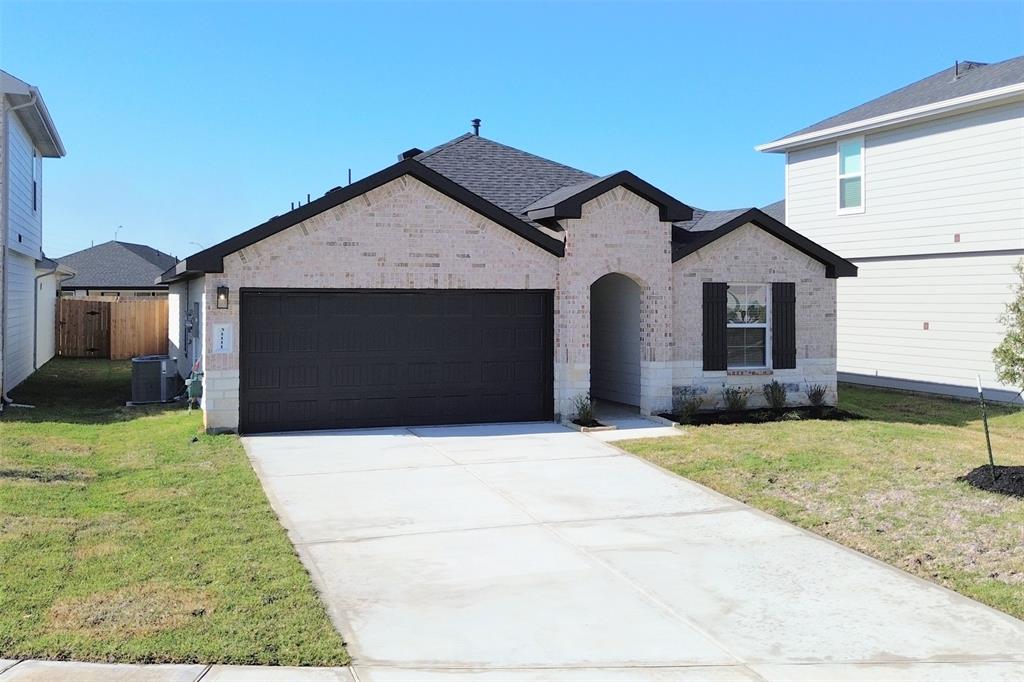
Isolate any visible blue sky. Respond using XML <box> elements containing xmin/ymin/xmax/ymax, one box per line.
<box><xmin>3</xmin><ymin>1</ymin><xmax>1022</xmax><ymax>260</ymax></box>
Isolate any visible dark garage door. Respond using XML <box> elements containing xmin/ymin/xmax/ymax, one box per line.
<box><xmin>239</xmin><ymin>289</ymin><xmax>553</xmax><ymax>433</ymax></box>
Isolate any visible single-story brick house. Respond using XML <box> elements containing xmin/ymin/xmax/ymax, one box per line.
<box><xmin>160</xmin><ymin>131</ymin><xmax>856</xmax><ymax>434</ymax></box>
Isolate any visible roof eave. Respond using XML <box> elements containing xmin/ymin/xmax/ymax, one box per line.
<box><xmin>159</xmin><ymin>260</ymin><xmax>204</xmax><ymax>284</ymax></box>
<box><xmin>671</xmin><ymin>209</ymin><xmax>858</xmax><ymax>279</ymax></box>
<box><xmin>756</xmin><ymin>82</ymin><xmax>1024</xmax><ymax>153</ymax></box>
<box><xmin>5</xmin><ymin>84</ymin><xmax>66</xmax><ymax>158</ymax></box>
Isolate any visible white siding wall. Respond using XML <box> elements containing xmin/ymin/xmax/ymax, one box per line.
<box><xmin>590</xmin><ymin>273</ymin><xmax>641</xmax><ymax>406</ymax></box>
<box><xmin>837</xmin><ymin>252</ymin><xmax>1021</xmax><ymax>397</ymax></box>
<box><xmin>787</xmin><ymin>101</ymin><xmax>1024</xmax><ymax>259</ymax></box>
<box><xmin>168</xmin><ymin>277</ymin><xmax>204</xmax><ymax>380</ymax></box>
<box><xmin>34</xmin><ymin>270</ymin><xmax>57</xmax><ymax>367</ymax></box>
<box><xmin>785</xmin><ymin>101</ymin><xmax>1024</xmax><ymax>401</ymax></box>
<box><xmin>4</xmin><ymin>251</ymin><xmax>36</xmax><ymax>389</ymax></box>
<box><xmin>6</xmin><ymin>112</ymin><xmax>42</xmax><ymax>259</ymax></box>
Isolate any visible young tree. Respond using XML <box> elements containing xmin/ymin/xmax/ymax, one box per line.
<box><xmin>993</xmin><ymin>259</ymin><xmax>1024</xmax><ymax>387</ymax></box>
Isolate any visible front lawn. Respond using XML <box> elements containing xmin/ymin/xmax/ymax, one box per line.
<box><xmin>620</xmin><ymin>384</ymin><xmax>1024</xmax><ymax>620</ymax></box>
<box><xmin>0</xmin><ymin>358</ymin><xmax>348</xmax><ymax>665</ymax></box>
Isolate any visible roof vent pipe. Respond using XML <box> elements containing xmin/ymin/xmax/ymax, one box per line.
<box><xmin>471</xmin><ymin>118</ymin><xmax>481</xmax><ymax>136</ymax></box>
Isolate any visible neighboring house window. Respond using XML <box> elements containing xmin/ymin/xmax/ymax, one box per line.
<box><xmin>837</xmin><ymin>137</ymin><xmax>864</xmax><ymax>213</ymax></box>
<box><xmin>726</xmin><ymin>284</ymin><xmax>768</xmax><ymax>368</ymax></box>
<box><xmin>32</xmin><ymin>149</ymin><xmax>39</xmax><ymax>211</ymax></box>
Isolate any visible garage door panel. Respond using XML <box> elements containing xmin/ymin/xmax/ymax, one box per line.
<box><xmin>283</xmin><ymin>365</ymin><xmax>319</xmax><ymax>389</ymax></box>
<box><xmin>239</xmin><ymin>290</ymin><xmax>552</xmax><ymax>433</ymax></box>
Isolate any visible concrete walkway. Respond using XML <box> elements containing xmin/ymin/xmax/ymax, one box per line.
<box><xmin>238</xmin><ymin>421</ymin><xmax>1024</xmax><ymax>681</ymax></box>
<box><xmin>7</xmin><ymin>420</ymin><xmax>1023</xmax><ymax>681</ymax></box>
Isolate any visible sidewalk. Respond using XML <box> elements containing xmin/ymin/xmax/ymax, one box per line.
<box><xmin>0</xmin><ymin>660</ymin><xmax>353</xmax><ymax>681</ymax></box>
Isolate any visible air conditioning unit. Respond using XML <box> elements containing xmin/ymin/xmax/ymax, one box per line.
<box><xmin>131</xmin><ymin>355</ymin><xmax>178</xmax><ymax>404</ymax></box>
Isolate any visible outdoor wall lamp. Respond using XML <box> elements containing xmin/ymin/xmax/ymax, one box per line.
<box><xmin>216</xmin><ymin>286</ymin><xmax>229</xmax><ymax>309</ymax></box>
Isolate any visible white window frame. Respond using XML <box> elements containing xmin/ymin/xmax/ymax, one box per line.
<box><xmin>836</xmin><ymin>135</ymin><xmax>865</xmax><ymax>215</ymax></box>
<box><xmin>726</xmin><ymin>283</ymin><xmax>772</xmax><ymax>370</ymax></box>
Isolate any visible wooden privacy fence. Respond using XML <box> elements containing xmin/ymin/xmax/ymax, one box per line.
<box><xmin>57</xmin><ymin>298</ymin><xmax>168</xmax><ymax>359</ymax></box>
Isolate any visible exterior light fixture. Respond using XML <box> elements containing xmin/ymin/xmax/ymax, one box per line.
<box><xmin>216</xmin><ymin>286</ymin><xmax>229</xmax><ymax>309</ymax></box>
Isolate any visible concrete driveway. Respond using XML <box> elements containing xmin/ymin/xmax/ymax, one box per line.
<box><xmin>243</xmin><ymin>423</ymin><xmax>1024</xmax><ymax>681</ymax></box>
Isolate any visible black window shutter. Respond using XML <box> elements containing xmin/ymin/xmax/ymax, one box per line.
<box><xmin>772</xmin><ymin>282</ymin><xmax>796</xmax><ymax>369</ymax></box>
<box><xmin>702</xmin><ymin>282</ymin><xmax>728</xmax><ymax>371</ymax></box>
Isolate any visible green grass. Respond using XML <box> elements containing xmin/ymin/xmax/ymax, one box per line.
<box><xmin>620</xmin><ymin>384</ymin><xmax>1024</xmax><ymax>620</ymax></box>
<box><xmin>0</xmin><ymin>358</ymin><xmax>348</xmax><ymax>665</ymax></box>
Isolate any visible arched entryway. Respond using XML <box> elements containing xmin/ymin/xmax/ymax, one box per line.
<box><xmin>590</xmin><ymin>273</ymin><xmax>642</xmax><ymax>410</ymax></box>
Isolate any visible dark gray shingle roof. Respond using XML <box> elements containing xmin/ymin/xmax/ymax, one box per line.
<box><xmin>673</xmin><ymin>207</ymin><xmax>752</xmax><ymax>233</ymax></box>
<box><xmin>57</xmin><ymin>241</ymin><xmax>177</xmax><ymax>289</ymax></box>
<box><xmin>521</xmin><ymin>174</ymin><xmax>615</xmax><ymax>214</ymax></box>
<box><xmin>760</xmin><ymin>199</ymin><xmax>785</xmax><ymax>223</ymax></box>
<box><xmin>772</xmin><ymin>55</ymin><xmax>1024</xmax><ymax>141</ymax></box>
<box><xmin>415</xmin><ymin>134</ymin><xmax>597</xmax><ymax>216</ymax></box>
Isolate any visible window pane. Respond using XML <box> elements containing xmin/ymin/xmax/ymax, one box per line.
<box><xmin>840</xmin><ymin>177</ymin><xmax>862</xmax><ymax>209</ymax></box>
<box><xmin>727</xmin><ymin>285</ymin><xmax>766</xmax><ymax>324</ymax></box>
<box><xmin>727</xmin><ymin>328</ymin><xmax>766</xmax><ymax>368</ymax></box>
<box><xmin>839</xmin><ymin>140</ymin><xmax>861</xmax><ymax>174</ymax></box>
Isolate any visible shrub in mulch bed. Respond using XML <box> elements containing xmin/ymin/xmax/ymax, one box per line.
<box><xmin>958</xmin><ymin>465</ymin><xmax>1024</xmax><ymax>499</ymax></box>
<box><xmin>659</xmin><ymin>406</ymin><xmax>863</xmax><ymax>426</ymax></box>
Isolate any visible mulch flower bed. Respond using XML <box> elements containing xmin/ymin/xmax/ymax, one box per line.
<box><xmin>958</xmin><ymin>465</ymin><xmax>1024</xmax><ymax>499</ymax></box>
<box><xmin>572</xmin><ymin>418</ymin><xmax>605</xmax><ymax>428</ymax></box>
<box><xmin>660</xmin><ymin>406</ymin><xmax>863</xmax><ymax>426</ymax></box>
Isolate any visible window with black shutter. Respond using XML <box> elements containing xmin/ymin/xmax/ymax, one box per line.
<box><xmin>772</xmin><ymin>282</ymin><xmax>797</xmax><ymax>369</ymax></box>
<box><xmin>702</xmin><ymin>282</ymin><xmax>727</xmax><ymax>370</ymax></box>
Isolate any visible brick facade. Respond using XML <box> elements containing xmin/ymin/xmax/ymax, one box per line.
<box><xmin>672</xmin><ymin>223</ymin><xmax>838</xmax><ymax>409</ymax></box>
<box><xmin>190</xmin><ymin>177</ymin><xmax>838</xmax><ymax>432</ymax></box>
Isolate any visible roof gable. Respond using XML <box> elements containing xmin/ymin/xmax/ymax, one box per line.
<box><xmin>672</xmin><ymin>208</ymin><xmax>857</xmax><ymax>278</ymax></box>
<box><xmin>162</xmin><ymin>158</ymin><xmax>564</xmax><ymax>282</ymax></box>
<box><xmin>523</xmin><ymin>171</ymin><xmax>693</xmax><ymax>223</ymax></box>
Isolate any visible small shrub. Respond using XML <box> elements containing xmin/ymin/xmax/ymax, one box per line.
<box><xmin>762</xmin><ymin>380</ymin><xmax>788</xmax><ymax>412</ymax></box>
<box><xmin>806</xmin><ymin>384</ymin><xmax>828</xmax><ymax>407</ymax></box>
<box><xmin>572</xmin><ymin>392</ymin><xmax>595</xmax><ymax>425</ymax></box>
<box><xmin>672</xmin><ymin>387</ymin><xmax>704</xmax><ymax>423</ymax></box>
<box><xmin>721</xmin><ymin>385</ymin><xmax>752</xmax><ymax>412</ymax></box>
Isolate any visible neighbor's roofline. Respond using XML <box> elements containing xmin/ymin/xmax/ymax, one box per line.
<box><xmin>756</xmin><ymin>82</ymin><xmax>1024</xmax><ymax>153</ymax></box>
<box><xmin>160</xmin><ymin>157</ymin><xmax>565</xmax><ymax>283</ymax></box>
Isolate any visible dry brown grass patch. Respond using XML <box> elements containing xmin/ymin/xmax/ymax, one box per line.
<box><xmin>48</xmin><ymin>582</ymin><xmax>213</xmax><ymax>637</ymax></box>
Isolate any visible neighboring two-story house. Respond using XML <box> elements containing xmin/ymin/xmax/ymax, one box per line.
<box><xmin>759</xmin><ymin>56</ymin><xmax>1024</xmax><ymax>403</ymax></box>
<box><xmin>1</xmin><ymin>70</ymin><xmax>66</xmax><ymax>398</ymax></box>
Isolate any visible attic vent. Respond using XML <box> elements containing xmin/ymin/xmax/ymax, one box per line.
<box><xmin>954</xmin><ymin>60</ymin><xmax>984</xmax><ymax>80</ymax></box>
<box><xmin>398</xmin><ymin>147</ymin><xmax>423</xmax><ymax>161</ymax></box>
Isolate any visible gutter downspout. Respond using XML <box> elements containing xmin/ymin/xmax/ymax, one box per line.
<box><xmin>32</xmin><ymin>263</ymin><xmax>57</xmax><ymax>370</ymax></box>
<box><xmin>32</xmin><ymin>264</ymin><xmax>72</xmax><ymax>370</ymax></box>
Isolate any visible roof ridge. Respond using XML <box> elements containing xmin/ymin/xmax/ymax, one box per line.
<box><xmin>475</xmin><ymin>134</ymin><xmax>598</xmax><ymax>178</ymax></box>
<box><xmin>417</xmin><ymin>133</ymin><xmax>597</xmax><ymax>178</ymax></box>
<box><xmin>415</xmin><ymin>133</ymin><xmax>475</xmax><ymax>161</ymax></box>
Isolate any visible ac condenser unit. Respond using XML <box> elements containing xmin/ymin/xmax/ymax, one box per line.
<box><xmin>131</xmin><ymin>355</ymin><xmax>178</xmax><ymax>404</ymax></box>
